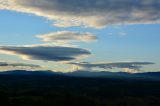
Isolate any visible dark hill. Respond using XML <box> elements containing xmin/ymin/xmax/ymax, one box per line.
<box><xmin>0</xmin><ymin>70</ymin><xmax>160</xmax><ymax>80</ymax></box>
<box><xmin>0</xmin><ymin>70</ymin><xmax>160</xmax><ymax>106</ymax></box>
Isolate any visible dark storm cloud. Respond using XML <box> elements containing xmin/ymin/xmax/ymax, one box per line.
<box><xmin>1</xmin><ymin>0</ymin><xmax>159</xmax><ymax>28</ymax></box>
<box><xmin>0</xmin><ymin>46</ymin><xmax>91</xmax><ymax>62</ymax></box>
<box><xmin>70</xmin><ymin>62</ymin><xmax>155</xmax><ymax>71</ymax></box>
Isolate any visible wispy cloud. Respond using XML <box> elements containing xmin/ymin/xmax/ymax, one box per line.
<box><xmin>0</xmin><ymin>45</ymin><xmax>91</xmax><ymax>62</ymax></box>
<box><xmin>0</xmin><ymin>0</ymin><xmax>159</xmax><ymax>28</ymax></box>
<box><xmin>0</xmin><ymin>61</ymin><xmax>40</xmax><ymax>67</ymax></box>
<box><xmin>70</xmin><ymin>62</ymin><xmax>155</xmax><ymax>73</ymax></box>
<box><xmin>0</xmin><ymin>61</ymin><xmax>41</xmax><ymax>71</ymax></box>
<box><xmin>36</xmin><ymin>31</ymin><xmax>97</xmax><ymax>46</ymax></box>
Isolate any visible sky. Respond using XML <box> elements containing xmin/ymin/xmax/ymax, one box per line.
<box><xmin>0</xmin><ymin>0</ymin><xmax>159</xmax><ymax>73</ymax></box>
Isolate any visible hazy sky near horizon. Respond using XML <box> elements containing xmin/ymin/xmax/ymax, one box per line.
<box><xmin>0</xmin><ymin>0</ymin><xmax>159</xmax><ymax>72</ymax></box>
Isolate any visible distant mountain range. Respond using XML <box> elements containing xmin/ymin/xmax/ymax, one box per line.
<box><xmin>0</xmin><ymin>70</ymin><xmax>60</xmax><ymax>76</ymax></box>
<box><xmin>67</xmin><ymin>70</ymin><xmax>160</xmax><ymax>80</ymax></box>
<box><xmin>0</xmin><ymin>70</ymin><xmax>160</xmax><ymax>80</ymax></box>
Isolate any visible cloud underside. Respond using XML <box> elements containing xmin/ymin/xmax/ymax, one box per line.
<box><xmin>0</xmin><ymin>0</ymin><xmax>160</xmax><ymax>28</ymax></box>
<box><xmin>0</xmin><ymin>46</ymin><xmax>91</xmax><ymax>62</ymax></box>
<box><xmin>70</xmin><ymin>62</ymin><xmax>155</xmax><ymax>72</ymax></box>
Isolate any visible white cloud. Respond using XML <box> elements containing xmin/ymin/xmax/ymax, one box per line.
<box><xmin>36</xmin><ymin>31</ymin><xmax>97</xmax><ymax>45</ymax></box>
<box><xmin>0</xmin><ymin>0</ymin><xmax>159</xmax><ymax>28</ymax></box>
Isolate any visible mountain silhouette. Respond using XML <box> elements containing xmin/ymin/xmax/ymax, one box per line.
<box><xmin>0</xmin><ymin>70</ymin><xmax>61</xmax><ymax>76</ymax></box>
<box><xmin>0</xmin><ymin>70</ymin><xmax>160</xmax><ymax>80</ymax></box>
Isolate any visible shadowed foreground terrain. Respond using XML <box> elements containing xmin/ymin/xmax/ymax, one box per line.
<box><xmin>0</xmin><ymin>72</ymin><xmax>160</xmax><ymax>106</ymax></box>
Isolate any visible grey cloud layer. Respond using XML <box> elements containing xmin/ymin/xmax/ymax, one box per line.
<box><xmin>1</xmin><ymin>0</ymin><xmax>160</xmax><ymax>27</ymax></box>
<box><xmin>0</xmin><ymin>61</ymin><xmax>40</xmax><ymax>68</ymax></box>
<box><xmin>37</xmin><ymin>31</ymin><xmax>97</xmax><ymax>42</ymax></box>
<box><xmin>0</xmin><ymin>46</ymin><xmax>91</xmax><ymax>61</ymax></box>
<box><xmin>70</xmin><ymin>62</ymin><xmax>154</xmax><ymax>71</ymax></box>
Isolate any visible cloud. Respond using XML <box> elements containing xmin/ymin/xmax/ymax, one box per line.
<box><xmin>0</xmin><ymin>0</ymin><xmax>160</xmax><ymax>28</ymax></box>
<box><xmin>0</xmin><ymin>45</ymin><xmax>91</xmax><ymax>62</ymax></box>
<box><xmin>0</xmin><ymin>61</ymin><xmax>40</xmax><ymax>67</ymax></box>
<box><xmin>0</xmin><ymin>61</ymin><xmax>41</xmax><ymax>71</ymax></box>
<box><xmin>70</xmin><ymin>62</ymin><xmax>155</xmax><ymax>72</ymax></box>
<box><xmin>37</xmin><ymin>31</ymin><xmax>97</xmax><ymax>43</ymax></box>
